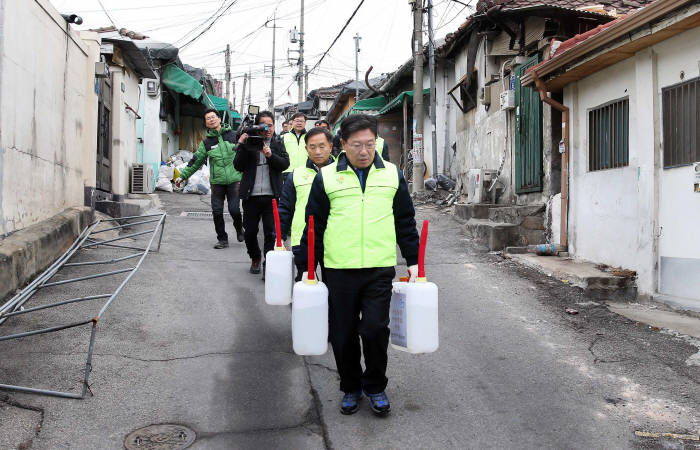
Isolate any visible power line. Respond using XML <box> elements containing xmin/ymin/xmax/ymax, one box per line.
<box><xmin>96</xmin><ymin>0</ymin><xmax>118</xmax><ymax>28</ymax></box>
<box><xmin>179</xmin><ymin>0</ymin><xmax>240</xmax><ymax>49</ymax></box>
<box><xmin>307</xmin><ymin>0</ymin><xmax>366</xmax><ymax>75</ymax></box>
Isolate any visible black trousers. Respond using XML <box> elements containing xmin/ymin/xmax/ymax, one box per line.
<box><xmin>242</xmin><ymin>195</ymin><xmax>275</xmax><ymax>260</ymax></box>
<box><xmin>325</xmin><ymin>267</ymin><xmax>395</xmax><ymax>394</ymax></box>
<box><xmin>211</xmin><ymin>182</ymin><xmax>242</xmax><ymax>242</ymax></box>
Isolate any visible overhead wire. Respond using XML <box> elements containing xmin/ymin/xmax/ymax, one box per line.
<box><xmin>307</xmin><ymin>0</ymin><xmax>366</xmax><ymax>76</ymax></box>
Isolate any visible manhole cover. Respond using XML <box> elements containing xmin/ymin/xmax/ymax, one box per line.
<box><xmin>124</xmin><ymin>424</ymin><xmax>196</xmax><ymax>450</ymax></box>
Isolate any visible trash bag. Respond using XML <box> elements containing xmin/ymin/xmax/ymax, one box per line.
<box><xmin>156</xmin><ymin>177</ymin><xmax>173</xmax><ymax>192</ymax></box>
<box><xmin>158</xmin><ymin>164</ymin><xmax>174</xmax><ymax>180</ymax></box>
<box><xmin>437</xmin><ymin>174</ymin><xmax>456</xmax><ymax>191</ymax></box>
<box><xmin>424</xmin><ymin>178</ymin><xmax>438</xmax><ymax>191</ymax></box>
<box><xmin>183</xmin><ymin>164</ymin><xmax>210</xmax><ymax>195</ymax></box>
<box><xmin>156</xmin><ymin>165</ymin><xmax>174</xmax><ymax>192</ymax></box>
<box><xmin>175</xmin><ymin>150</ymin><xmax>194</xmax><ymax>163</ymax></box>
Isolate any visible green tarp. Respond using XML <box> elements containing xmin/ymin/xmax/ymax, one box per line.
<box><xmin>203</xmin><ymin>93</ymin><xmax>229</xmax><ymax>112</ymax></box>
<box><xmin>377</xmin><ymin>88</ymin><xmax>430</xmax><ymax>116</ymax></box>
<box><xmin>162</xmin><ymin>64</ymin><xmax>203</xmax><ymax>100</ymax></box>
<box><xmin>332</xmin><ymin>97</ymin><xmax>388</xmax><ymax>133</ymax></box>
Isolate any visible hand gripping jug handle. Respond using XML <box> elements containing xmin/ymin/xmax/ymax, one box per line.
<box><xmin>272</xmin><ymin>199</ymin><xmax>283</xmax><ymax>249</ymax></box>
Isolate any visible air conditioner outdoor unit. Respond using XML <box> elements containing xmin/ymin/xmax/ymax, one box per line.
<box><xmin>466</xmin><ymin>169</ymin><xmax>498</xmax><ymax>204</ymax></box>
<box><xmin>131</xmin><ymin>164</ymin><xmax>155</xmax><ymax>194</ymax></box>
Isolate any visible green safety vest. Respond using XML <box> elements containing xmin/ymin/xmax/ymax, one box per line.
<box><xmin>283</xmin><ymin>132</ymin><xmax>307</xmax><ymax>173</ymax></box>
<box><xmin>375</xmin><ymin>137</ymin><xmax>385</xmax><ymax>158</ymax></box>
<box><xmin>321</xmin><ymin>158</ymin><xmax>399</xmax><ymax>269</ymax></box>
<box><xmin>291</xmin><ymin>166</ymin><xmax>318</xmax><ymax>246</ymax></box>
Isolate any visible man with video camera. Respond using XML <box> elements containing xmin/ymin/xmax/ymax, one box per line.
<box><xmin>234</xmin><ymin>109</ymin><xmax>290</xmax><ymax>275</ymax></box>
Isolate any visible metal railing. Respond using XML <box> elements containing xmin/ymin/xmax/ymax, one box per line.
<box><xmin>0</xmin><ymin>213</ymin><xmax>166</xmax><ymax>399</ymax></box>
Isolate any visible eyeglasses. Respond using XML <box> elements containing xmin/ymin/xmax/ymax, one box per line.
<box><xmin>346</xmin><ymin>141</ymin><xmax>376</xmax><ymax>151</ymax></box>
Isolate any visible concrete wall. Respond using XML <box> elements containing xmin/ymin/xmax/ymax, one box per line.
<box><xmin>453</xmin><ymin>41</ymin><xmax>517</xmax><ymax>203</ymax></box>
<box><xmin>109</xmin><ymin>64</ymin><xmax>141</xmax><ymax>197</ymax></box>
<box><xmin>139</xmin><ymin>78</ymin><xmax>163</xmax><ymax>184</ymax></box>
<box><xmin>451</xmin><ymin>38</ymin><xmax>560</xmax><ymax>207</ymax></box>
<box><xmin>564</xmin><ymin>25</ymin><xmax>700</xmax><ymax>297</ymax></box>
<box><xmin>422</xmin><ymin>60</ymin><xmax>457</xmax><ymax>178</ymax></box>
<box><xmin>0</xmin><ymin>0</ymin><xmax>99</xmax><ymax>237</ymax></box>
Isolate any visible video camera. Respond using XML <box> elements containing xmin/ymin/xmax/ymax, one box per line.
<box><xmin>236</xmin><ymin>105</ymin><xmax>269</xmax><ymax>151</ymax></box>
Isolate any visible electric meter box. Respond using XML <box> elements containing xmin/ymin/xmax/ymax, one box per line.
<box><xmin>500</xmin><ymin>90</ymin><xmax>515</xmax><ymax>110</ymax></box>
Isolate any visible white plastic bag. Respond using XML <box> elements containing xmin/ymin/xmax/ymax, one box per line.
<box><xmin>156</xmin><ymin>177</ymin><xmax>173</xmax><ymax>192</ymax></box>
<box><xmin>155</xmin><ymin>165</ymin><xmax>174</xmax><ymax>192</ymax></box>
<box><xmin>183</xmin><ymin>164</ymin><xmax>210</xmax><ymax>195</ymax></box>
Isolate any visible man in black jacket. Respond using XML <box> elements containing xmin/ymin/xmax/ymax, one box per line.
<box><xmin>233</xmin><ymin>111</ymin><xmax>290</xmax><ymax>274</ymax></box>
<box><xmin>298</xmin><ymin>114</ymin><xmax>419</xmax><ymax>416</ymax></box>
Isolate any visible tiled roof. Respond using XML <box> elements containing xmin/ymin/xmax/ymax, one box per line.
<box><xmin>475</xmin><ymin>0</ymin><xmax>652</xmax><ymax>14</ymax></box>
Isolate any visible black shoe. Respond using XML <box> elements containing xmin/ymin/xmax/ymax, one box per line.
<box><xmin>236</xmin><ymin>230</ymin><xmax>245</xmax><ymax>242</ymax></box>
<box><xmin>365</xmin><ymin>391</ymin><xmax>391</xmax><ymax>416</ymax></box>
<box><xmin>262</xmin><ymin>260</ymin><xmax>266</xmax><ymax>281</ymax></box>
<box><xmin>340</xmin><ymin>391</ymin><xmax>362</xmax><ymax>415</ymax></box>
<box><xmin>214</xmin><ymin>241</ymin><xmax>229</xmax><ymax>249</ymax></box>
<box><xmin>250</xmin><ymin>257</ymin><xmax>261</xmax><ymax>274</ymax></box>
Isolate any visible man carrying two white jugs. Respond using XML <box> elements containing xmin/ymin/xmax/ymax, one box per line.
<box><xmin>298</xmin><ymin>114</ymin><xmax>420</xmax><ymax>417</ymax></box>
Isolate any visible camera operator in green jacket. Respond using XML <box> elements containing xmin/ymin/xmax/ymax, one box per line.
<box><xmin>177</xmin><ymin>109</ymin><xmax>243</xmax><ymax>248</ymax></box>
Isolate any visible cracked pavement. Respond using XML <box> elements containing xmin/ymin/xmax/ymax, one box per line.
<box><xmin>0</xmin><ymin>192</ymin><xmax>698</xmax><ymax>449</ymax></box>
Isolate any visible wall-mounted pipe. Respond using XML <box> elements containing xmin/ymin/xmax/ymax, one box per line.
<box><xmin>532</xmin><ymin>71</ymin><xmax>568</xmax><ymax>249</ymax></box>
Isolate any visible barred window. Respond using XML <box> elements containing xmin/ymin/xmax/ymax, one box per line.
<box><xmin>662</xmin><ymin>76</ymin><xmax>699</xmax><ymax>168</ymax></box>
<box><xmin>588</xmin><ymin>98</ymin><xmax>629</xmax><ymax>171</ymax></box>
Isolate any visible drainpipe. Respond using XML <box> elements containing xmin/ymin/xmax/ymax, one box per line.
<box><xmin>532</xmin><ymin>71</ymin><xmax>569</xmax><ymax>250</ymax></box>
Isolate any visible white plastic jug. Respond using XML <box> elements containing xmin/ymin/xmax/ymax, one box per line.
<box><xmin>390</xmin><ymin>280</ymin><xmax>439</xmax><ymax>353</ymax></box>
<box><xmin>291</xmin><ymin>215</ymin><xmax>328</xmax><ymax>355</ymax></box>
<box><xmin>389</xmin><ymin>219</ymin><xmax>439</xmax><ymax>353</ymax></box>
<box><xmin>264</xmin><ymin>198</ymin><xmax>294</xmax><ymax>305</ymax></box>
<box><xmin>265</xmin><ymin>248</ymin><xmax>293</xmax><ymax>305</ymax></box>
<box><xmin>292</xmin><ymin>280</ymin><xmax>329</xmax><ymax>355</ymax></box>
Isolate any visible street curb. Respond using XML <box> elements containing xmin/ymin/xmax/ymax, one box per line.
<box><xmin>0</xmin><ymin>207</ymin><xmax>94</xmax><ymax>301</ymax></box>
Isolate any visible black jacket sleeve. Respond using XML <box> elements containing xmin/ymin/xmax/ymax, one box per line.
<box><xmin>268</xmin><ymin>137</ymin><xmax>290</xmax><ymax>172</ymax></box>
<box><xmin>297</xmin><ymin>173</ymin><xmax>329</xmax><ymax>270</ymax></box>
<box><xmin>233</xmin><ymin>141</ymin><xmax>256</xmax><ymax>172</ymax></box>
<box><xmin>394</xmin><ymin>169</ymin><xmax>419</xmax><ymax>266</ymax></box>
<box><xmin>278</xmin><ymin>173</ymin><xmax>296</xmax><ymax>240</ymax></box>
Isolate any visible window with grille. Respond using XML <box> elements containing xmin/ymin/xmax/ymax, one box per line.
<box><xmin>662</xmin><ymin>76</ymin><xmax>699</xmax><ymax>168</ymax></box>
<box><xmin>588</xmin><ymin>98</ymin><xmax>629</xmax><ymax>171</ymax></box>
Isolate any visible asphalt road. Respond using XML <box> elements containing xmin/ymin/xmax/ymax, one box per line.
<box><xmin>0</xmin><ymin>191</ymin><xmax>698</xmax><ymax>449</ymax></box>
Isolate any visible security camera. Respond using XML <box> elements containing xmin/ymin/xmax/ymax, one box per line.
<box><xmin>61</xmin><ymin>14</ymin><xmax>83</xmax><ymax>25</ymax></box>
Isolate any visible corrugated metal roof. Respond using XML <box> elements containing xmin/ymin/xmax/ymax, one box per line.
<box><xmin>475</xmin><ymin>0</ymin><xmax>652</xmax><ymax>14</ymax></box>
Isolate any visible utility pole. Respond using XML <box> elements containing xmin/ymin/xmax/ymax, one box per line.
<box><xmin>428</xmin><ymin>0</ymin><xmax>438</xmax><ymax>179</ymax></box>
<box><xmin>266</xmin><ymin>14</ymin><xmax>279</xmax><ymax>111</ymax></box>
<box><xmin>240</xmin><ymin>73</ymin><xmax>247</xmax><ymax>114</ymax></box>
<box><xmin>304</xmin><ymin>64</ymin><xmax>309</xmax><ymax>99</ymax></box>
<box><xmin>298</xmin><ymin>0</ymin><xmax>305</xmax><ymax>103</ymax></box>
<box><xmin>353</xmin><ymin>33</ymin><xmax>361</xmax><ymax>102</ymax></box>
<box><xmin>225</xmin><ymin>44</ymin><xmax>231</xmax><ymax>106</ymax></box>
<box><xmin>248</xmin><ymin>68</ymin><xmax>252</xmax><ymax>107</ymax></box>
<box><xmin>232</xmin><ymin>81</ymin><xmax>236</xmax><ymax>112</ymax></box>
<box><xmin>411</xmin><ymin>0</ymin><xmax>425</xmax><ymax>192</ymax></box>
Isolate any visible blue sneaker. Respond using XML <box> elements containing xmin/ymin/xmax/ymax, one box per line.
<box><xmin>340</xmin><ymin>390</ymin><xmax>362</xmax><ymax>415</ymax></box>
<box><xmin>365</xmin><ymin>391</ymin><xmax>391</xmax><ymax>416</ymax></box>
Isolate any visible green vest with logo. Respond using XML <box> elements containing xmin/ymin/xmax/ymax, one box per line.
<box><xmin>321</xmin><ymin>158</ymin><xmax>399</xmax><ymax>268</ymax></box>
<box><xmin>291</xmin><ymin>166</ymin><xmax>318</xmax><ymax>246</ymax></box>
<box><xmin>283</xmin><ymin>132</ymin><xmax>307</xmax><ymax>173</ymax></box>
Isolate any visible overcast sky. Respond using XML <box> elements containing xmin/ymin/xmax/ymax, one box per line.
<box><xmin>51</xmin><ymin>0</ymin><xmax>472</xmax><ymax>108</ymax></box>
